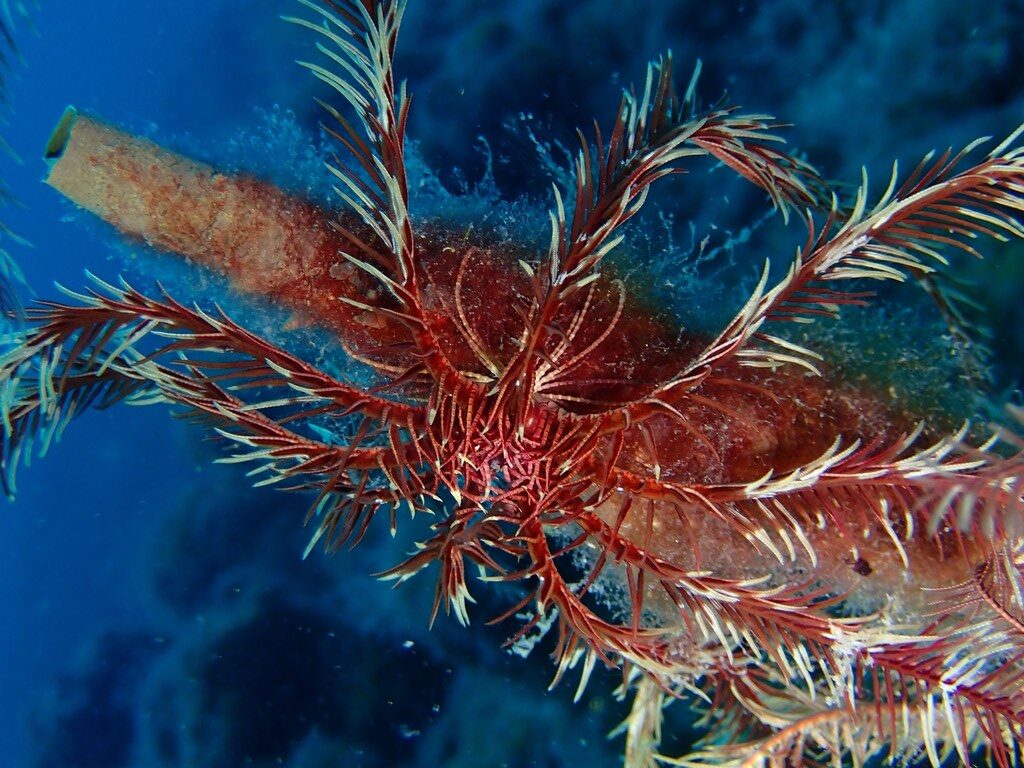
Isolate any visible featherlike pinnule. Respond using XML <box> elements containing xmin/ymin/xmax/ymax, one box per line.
<box><xmin>2</xmin><ymin>1</ymin><xmax>1024</xmax><ymax>765</ymax></box>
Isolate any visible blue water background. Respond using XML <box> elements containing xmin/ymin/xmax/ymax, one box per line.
<box><xmin>0</xmin><ymin>2</ymin><xmax>1021</xmax><ymax>767</ymax></box>
<box><xmin>1</xmin><ymin>0</ymin><xmax>231</xmax><ymax>759</ymax></box>
<box><xmin>0</xmin><ymin>3</ymin><xmax>312</xmax><ymax>764</ymax></box>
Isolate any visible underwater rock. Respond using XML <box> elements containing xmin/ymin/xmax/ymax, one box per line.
<box><xmin>27</xmin><ymin>632</ymin><xmax>165</xmax><ymax>768</ymax></box>
<box><xmin>139</xmin><ymin>592</ymin><xmax>449</xmax><ymax>768</ymax></box>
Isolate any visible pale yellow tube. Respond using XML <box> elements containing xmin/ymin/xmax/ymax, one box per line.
<box><xmin>43</xmin><ymin>107</ymin><xmax>399</xmax><ymax>351</ymax></box>
<box><xmin>45</xmin><ymin>107</ymin><xmax>335</xmax><ymax>294</ymax></box>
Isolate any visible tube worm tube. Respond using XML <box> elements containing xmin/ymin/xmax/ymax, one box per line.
<box><xmin>42</xmin><ymin>110</ymin><xmax>980</xmax><ymax>605</ymax></box>
<box><xmin>41</xmin><ymin>108</ymin><xmax>573</xmax><ymax>379</ymax></box>
<box><xmin>44</xmin><ymin>107</ymin><xmax>404</xmax><ymax>355</ymax></box>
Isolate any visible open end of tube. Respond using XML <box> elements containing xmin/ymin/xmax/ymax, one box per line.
<box><xmin>44</xmin><ymin>106</ymin><xmax>78</xmax><ymax>168</ymax></box>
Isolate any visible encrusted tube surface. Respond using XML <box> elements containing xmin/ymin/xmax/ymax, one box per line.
<box><xmin>45</xmin><ymin>107</ymin><xmax>331</xmax><ymax>292</ymax></box>
<box><xmin>43</xmin><ymin>107</ymin><xmax>400</xmax><ymax>351</ymax></box>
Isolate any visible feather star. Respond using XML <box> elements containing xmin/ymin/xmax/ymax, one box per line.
<box><xmin>2</xmin><ymin>1</ymin><xmax>1024</xmax><ymax>765</ymax></box>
